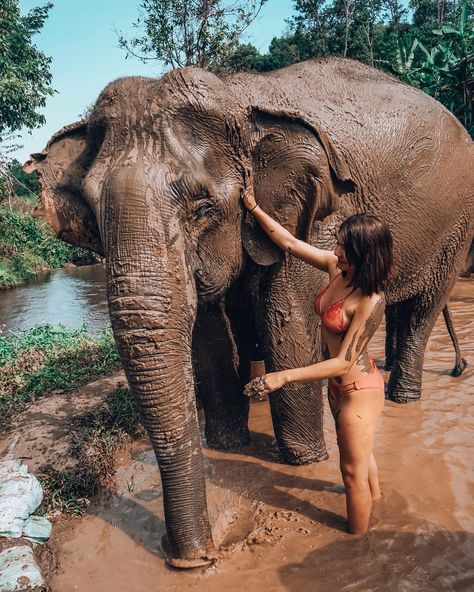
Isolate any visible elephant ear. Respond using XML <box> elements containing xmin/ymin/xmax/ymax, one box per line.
<box><xmin>24</xmin><ymin>120</ymin><xmax>104</xmax><ymax>255</ymax></box>
<box><xmin>242</xmin><ymin>109</ymin><xmax>355</xmax><ymax>266</ymax></box>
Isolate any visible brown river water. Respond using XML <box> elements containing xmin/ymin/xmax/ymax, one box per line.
<box><xmin>45</xmin><ymin>278</ymin><xmax>473</xmax><ymax>591</ymax></box>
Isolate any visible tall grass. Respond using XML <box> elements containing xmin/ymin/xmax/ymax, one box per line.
<box><xmin>0</xmin><ymin>323</ymin><xmax>121</xmax><ymax>430</ymax></box>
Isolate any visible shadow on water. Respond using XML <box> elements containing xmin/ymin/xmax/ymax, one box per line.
<box><xmin>124</xmin><ymin>435</ymin><xmax>345</xmax><ymax>534</ymax></box>
<box><xmin>97</xmin><ymin>492</ymin><xmax>166</xmax><ymax>558</ymax></box>
<box><xmin>279</xmin><ymin>529</ymin><xmax>474</xmax><ymax>592</ymax></box>
<box><xmin>204</xmin><ymin>455</ymin><xmax>346</xmax><ymax>531</ymax></box>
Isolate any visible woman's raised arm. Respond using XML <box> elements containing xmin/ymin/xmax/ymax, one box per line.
<box><xmin>243</xmin><ymin>193</ymin><xmax>337</xmax><ymax>273</ymax></box>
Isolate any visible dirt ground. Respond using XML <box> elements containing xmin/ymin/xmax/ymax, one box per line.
<box><xmin>1</xmin><ymin>278</ymin><xmax>473</xmax><ymax>592</ymax></box>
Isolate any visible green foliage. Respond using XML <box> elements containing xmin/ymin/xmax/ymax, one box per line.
<box><xmin>0</xmin><ymin>323</ymin><xmax>121</xmax><ymax>430</ymax></box>
<box><xmin>0</xmin><ymin>0</ymin><xmax>54</xmax><ymax>140</ymax></box>
<box><xmin>0</xmin><ymin>202</ymin><xmax>99</xmax><ymax>288</ymax></box>
<box><xmin>406</xmin><ymin>2</ymin><xmax>474</xmax><ymax>134</ymax></box>
<box><xmin>118</xmin><ymin>0</ymin><xmax>267</xmax><ymax>71</ymax></box>
<box><xmin>6</xmin><ymin>159</ymin><xmax>39</xmax><ymax>198</ymax></box>
<box><xmin>224</xmin><ymin>43</ymin><xmax>263</xmax><ymax>72</ymax></box>
<box><xmin>38</xmin><ymin>386</ymin><xmax>144</xmax><ymax>516</ymax></box>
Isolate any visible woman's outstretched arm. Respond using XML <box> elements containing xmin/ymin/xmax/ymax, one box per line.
<box><xmin>243</xmin><ymin>191</ymin><xmax>338</xmax><ymax>273</ymax></box>
<box><xmin>244</xmin><ymin>294</ymin><xmax>385</xmax><ymax>397</ymax></box>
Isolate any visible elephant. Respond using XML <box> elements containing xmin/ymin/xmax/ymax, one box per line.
<box><xmin>25</xmin><ymin>58</ymin><xmax>474</xmax><ymax>567</ymax></box>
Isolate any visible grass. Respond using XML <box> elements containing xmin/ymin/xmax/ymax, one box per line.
<box><xmin>0</xmin><ymin>323</ymin><xmax>146</xmax><ymax>517</ymax></box>
<box><xmin>38</xmin><ymin>386</ymin><xmax>145</xmax><ymax>516</ymax></box>
<box><xmin>0</xmin><ymin>323</ymin><xmax>121</xmax><ymax>430</ymax></box>
<box><xmin>0</xmin><ymin>197</ymin><xmax>99</xmax><ymax>289</ymax></box>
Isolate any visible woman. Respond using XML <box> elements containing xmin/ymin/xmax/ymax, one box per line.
<box><xmin>242</xmin><ymin>191</ymin><xmax>394</xmax><ymax>535</ymax></box>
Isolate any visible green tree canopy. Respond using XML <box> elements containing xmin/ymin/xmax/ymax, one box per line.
<box><xmin>118</xmin><ymin>0</ymin><xmax>267</xmax><ymax>71</ymax></box>
<box><xmin>0</xmin><ymin>0</ymin><xmax>54</xmax><ymax>141</ymax></box>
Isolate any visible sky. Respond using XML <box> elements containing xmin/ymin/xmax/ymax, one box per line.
<box><xmin>14</xmin><ymin>0</ymin><xmax>295</xmax><ymax>162</ymax></box>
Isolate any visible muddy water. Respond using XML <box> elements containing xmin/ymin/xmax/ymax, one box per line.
<box><xmin>50</xmin><ymin>279</ymin><xmax>473</xmax><ymax>592</ymax></box>
<box><xmin>0</xmin><ymin>264</ymin><xmax>108</xmax><ymax>334</ymax></box>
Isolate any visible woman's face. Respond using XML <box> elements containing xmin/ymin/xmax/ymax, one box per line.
<box><xmin>334</xmin><ymin>234</ymin><xmax>354</xmax><ymax>273</ymax></box>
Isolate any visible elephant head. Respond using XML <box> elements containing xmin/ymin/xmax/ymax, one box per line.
<box><xmin>25</xmin><ymin>68</ymin><xmax>352</xmax><ymax>567</ymax></box>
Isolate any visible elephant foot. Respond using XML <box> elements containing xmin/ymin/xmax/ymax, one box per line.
<box><xmin>161</xmin><ymin>535</ymin><xmax>217</xmax><ymax>569</ymax></box>
<box><xmin>386</xmin><ymin>369</ymin><xmax>422</xmax><ymax>404</ymax></box>
<box><xmin>388</xmin><ymin>396</ymin><xmax>415</xmax><ymax>404</ymax></box>
<box><xmin>279</xmin><ymin>444</ymin><xmax>329</xmax><ymax>466</ymax></box>
<box><xmin>386</xmin><ymin>389</ymin><xmax>421</xmax><ymax>404</ymax></box>
<box><xmin>451</xmin><ymin>358</ymin><xmax>468</xmax><ymax>377</ymax></box>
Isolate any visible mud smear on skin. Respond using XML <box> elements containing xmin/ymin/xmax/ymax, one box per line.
<box><xmin>39</xmin><ymin>279</ymin><xmax>473</xmax><ymax>591</ymax></box>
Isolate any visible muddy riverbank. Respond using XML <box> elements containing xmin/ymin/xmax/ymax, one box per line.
<box><xmin>2</xmin><ymin>278</ymin><xmax>473</xmax><ymax>591</ymax></box>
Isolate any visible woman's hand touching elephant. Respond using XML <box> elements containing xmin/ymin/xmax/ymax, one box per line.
<box><xmin>241</xmin><ymin>166</ymin><xmax>258</xmax><ymax>211</ymax></box>
<box><xmin>242</xmin><ymin>188</ymin><xmax>257</xmax><ymax>212</ymax></box>
<box><xmin>244</xmin><ymin>371</ymin><xmax>287</xmax><ymax>400</ymax></box>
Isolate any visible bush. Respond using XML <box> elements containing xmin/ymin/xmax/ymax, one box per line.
<box><xmin>0</xmin><ymin>204</ymin><xmax>99</xmax><ymax>288</ymax></box>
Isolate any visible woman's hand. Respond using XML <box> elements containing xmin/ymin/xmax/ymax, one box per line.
<box><xmin>244</xmin><ymin>371</ymin><xmax>287</xmax><ymax>400</ymax></box>
<box><xmin>241</xmin><ymin>165</ymin><xmax>257</xmax><ymax>211</ymax></box>
<box><xmin>242</xmin><ymin>188</ymin><xmax>257</xmax><ymax>211</ymax></box>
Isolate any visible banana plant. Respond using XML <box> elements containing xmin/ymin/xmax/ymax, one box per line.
<box><xmin>392</xmin><ymin>1</ymin><xmax>473</xmax><ymax>135</ymax></box>
<box><xmin>413</xmin><ymin>1</ymin><xmax>473</xmax><ymax>134</ymax></box>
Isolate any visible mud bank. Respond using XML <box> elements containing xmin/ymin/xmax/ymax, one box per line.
<box><xmin>4</xmin><ymin>279</ymin><xmax>473</xmax><ymax>591</ymax></box>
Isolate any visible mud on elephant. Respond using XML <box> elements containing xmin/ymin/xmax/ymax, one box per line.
<box><xmin>26</xmin><ymin>58</ymin><xmax>474</xmax><ymax>567</ymax></box>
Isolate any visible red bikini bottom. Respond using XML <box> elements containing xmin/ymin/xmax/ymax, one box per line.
<box><xmin>329</xmin><ymin>359</ymin><xmax>384</xmax><ymax>398</ymax></box>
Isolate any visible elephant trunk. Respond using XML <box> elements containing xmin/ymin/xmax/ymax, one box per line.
<box><xmin>104</xmin><ymin>166</ymin><xmax>215</xmax><ymax>566</ymax></box>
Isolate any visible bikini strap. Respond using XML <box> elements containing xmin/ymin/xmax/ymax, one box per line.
<box><xmin>326</xmin><ymin>272</ymin><xmax>343</xmax><ymax>289</ymax></box>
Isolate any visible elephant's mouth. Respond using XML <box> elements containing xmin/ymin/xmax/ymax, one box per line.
<box><xmin>194</xmin><ymin>251</ymin><xmax>239</xmax><ymax>301</ymax></box>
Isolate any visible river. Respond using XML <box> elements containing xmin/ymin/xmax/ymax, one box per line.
<box><xmin>0</xmin><ymin>264</ymin><xmax>109</xmax><ymax>335</ymax></box>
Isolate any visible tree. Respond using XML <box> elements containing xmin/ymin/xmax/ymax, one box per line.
<box><xmin>0</xmin><ymin>0</ymin><xmax>54</xmax><ymax>141</ymax></box>
<box><xmin>0</xmin><ymin>0</ymin><xmax>54</xmax><ymax>202</ymax></box>
<box><xmin>118</xmin><ymin>0</ymin><xmax>267</xmax><ymax>71</ymax></box>
<box><xmin>409</xmin><ymin>1</ymin><xmax>474</xmax><ymax>134</ymax></box>
<box><xmin>0</xmin><ymin>158</ymin><xmax>39</xmax><ymax>202</ymax></box>
<box><xmin>290</xmin><ymin>0</ymin><xmax>332</xmax><ymax>56</ymax></box>
<box><xmin>223</xmin><ymin>43</ymin><xmax>263</xmax><ymax>72</ymax></box>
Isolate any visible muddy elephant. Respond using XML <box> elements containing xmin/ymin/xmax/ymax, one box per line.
<box><xmin>26</xmin><ymin>58</ymin><xmax>474</xmax><ymax>567</ymax></box>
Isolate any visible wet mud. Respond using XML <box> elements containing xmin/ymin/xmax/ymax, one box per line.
<box><xmin>15</xmin><ymin>279</ymin><xmax>474</xmax><ymax>591</ymax></box>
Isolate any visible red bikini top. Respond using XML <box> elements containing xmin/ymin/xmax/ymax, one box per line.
<box><xmin>314</xmin><ymin>274</ymin><xmax>354</xmax><ymax>335</ymax></box>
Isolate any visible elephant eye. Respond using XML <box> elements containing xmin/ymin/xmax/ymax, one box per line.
<box><xmin>193</xmin><ymin>200</ymin><xmax>215</xmax><ymax>219</ymax></box>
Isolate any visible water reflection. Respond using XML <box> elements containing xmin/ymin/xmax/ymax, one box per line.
<box><xmin>0</xmin><ymin>264</ymin><xmax>109</xmax><ymax>334</ymax></box>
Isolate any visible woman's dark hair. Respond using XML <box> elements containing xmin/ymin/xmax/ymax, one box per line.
<box><xmin>338</xmin><ymin>213</ymin><xmax>395</xmax><ymax>296</ymax></box>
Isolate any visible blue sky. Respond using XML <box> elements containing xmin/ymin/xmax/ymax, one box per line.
<box><xmin>14</xmin><ymin>0</ymin><xmax>295</xmax><ymax>162</ymax></box>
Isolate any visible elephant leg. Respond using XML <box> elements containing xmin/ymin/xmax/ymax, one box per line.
<box><xmin>387</xmin><ymin>295</ymin><xmax>442</xmax><ymax>403</ymax></box>
<box><xmin>193</xmin><ymin>300</ymin><xmax>250</xmax><ymax>450</ymax></box>
<box><xmin>442</xmin><ymin>304</ymin><xmax>467</xmax><ymax>377</ymax></box>
<box><xmin>384</xmin><ymin>305</ymin><xmax>398</xmax><ymax>371</ymax></box>
<box><xmin>261</xmin><ymin>261</ymin><xmax>328</xmax><ymax>465</ymax></box>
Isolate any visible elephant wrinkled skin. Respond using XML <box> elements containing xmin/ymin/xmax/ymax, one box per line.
<box><xmin>25</xmin><ymin>58</ymin><xmax>474</xmax><ymax>567</ymax></box>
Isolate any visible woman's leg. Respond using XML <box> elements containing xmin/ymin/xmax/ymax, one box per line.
<box><xmin>336</xmin><ymin>388</ymin><xmax>384</xmax><ymax>534</ymax></box>
<box><xmin>368</xmin><ymin>453</ymin><xmax>381</xmax><ymax>500</ymax></box>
